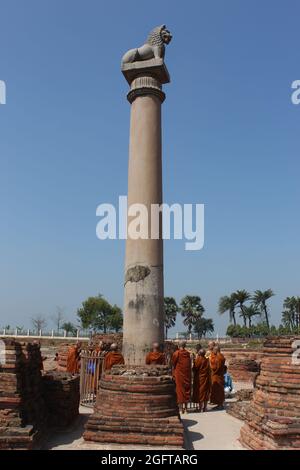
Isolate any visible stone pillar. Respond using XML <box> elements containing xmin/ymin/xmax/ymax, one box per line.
<box><xmin>122</xmin><ymin>59</ymin><xmax>170</xmax><ymax>365</ymax></box>
<box><xmin>84</xmin><ymin>28</ymin><xmax>184</xmax><ymax>448</ymax></box>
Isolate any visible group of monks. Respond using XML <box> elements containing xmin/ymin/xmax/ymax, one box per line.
<box><xmin>145</xmin><ymin>340</ymin><xmax>226</xmax><ymax>414</ymax></box>
<box><xmin>66</xmin><ymin>339</ymin><xmax>226</xmax><ymax>414</ymax></box>
<box><xmin>172</xmin><ymin>340</ymin><xmax>226</xmax><ymax>413</ymax></box>
<box><xmin>66</xmin><ymin>341</ymin><xmax>125</xmax><ymax>374</ymax></box>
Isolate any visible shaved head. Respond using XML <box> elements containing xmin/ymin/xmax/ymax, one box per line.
<box><xmin>152</xmin><ymin>342</ymin><xmax>159</xmax><ymax>351</ymax></box>
<box><xmin>110</xmin><ymin>343</ymin><xmax>118</xmax><ymax>351</ymax></box>
<box><xmin>199</xmin><ymin>349</ymin><xmax>206</xmax><ymax>357</ymax></box>
<box><xmin>208</xmin><ymin>341</ymin><xmax>215</xmax><ymax>351</ymax></box>
<box><xmin>179</xmin><ymin>341</ymin><xmax>186</xmax><ymax>349</ymax></box>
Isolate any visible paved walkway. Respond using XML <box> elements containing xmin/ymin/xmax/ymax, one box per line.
<box><xmin>43</xmin><ymin>402</ymin><xmax>244</xmax><ymax>450</ymax></box>
<box><xmin>42</xmin><ymin>407</ymin><xmax>180</xmax><ymax>450</ymax></box>
<box><xmin>182</xmin><ymin>405</ymin><xmax>244</xmax><ymax>450</ymax></box>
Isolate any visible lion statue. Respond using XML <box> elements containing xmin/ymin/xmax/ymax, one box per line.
<box><xmin>121</xmin><ymin>25</ymin><xmax>172</xmax><ymax>66</ymax></box>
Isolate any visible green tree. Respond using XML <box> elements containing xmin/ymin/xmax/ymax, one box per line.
<box><xmin>193</xmin><ymin>317</ymin><xmax>214</xmax><ymax>339</ymax></box>
<box><xmin>243</xmin><ymin>305</ymin><xmax>261</xmax><ymax>328</ymax></box>
<box><xmin>164</xmin><ymin>297</ymin><xmax>178</xmax><ymax>339</ymax></box>
<box><xmin>252</xmin><ymin>289</ymin><xmax>274</xmax><ymax>330</ymax></box>
<box><xmin>218</xmin><ymin>294</ymin><xmax>238</xmax><ymax>325</ymax></box>
<box><xmin>77</xmin><ymin>294</ymin><xmax>112</xmax><ymax>333</ymax></box>
<box><xmin>62</xmin><ymin>322</ymin><xmax>77</xmax><ymax>337</ymax></box>
<box><xmin>180</xmin><ymin>295</ymin><xmax>205</xmax><ymax>334</ymax></box>
<box><xmin>282</xmin><ymin>309</ymin><xmax>295</xmax><ymax>330</ymax></box>
<box><xmin>282</xmin><ymin>296</ymin><xmax>300</xmax><ymax>330</ymax></box>
<box><xmin>234</xmin><ymin>290</ymin><xmax>251</xmax><ymax>326</ymax></box>
<box><xmin>108</xmin><ymin>305</ymin><xmax>123</xmax><ymax>332</ymax></box>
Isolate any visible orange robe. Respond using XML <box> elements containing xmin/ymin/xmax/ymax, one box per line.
<box><xmin>146</xmin><ymin>351</ymin><xmax>166</xmax><ymax>365</ymax></box>
<box><xmin>172</xmin><ymin>349</ymin><xmax>191</xmax><ymax>404</ymax></box>
<box><xmin>192</xmin><ymin>356</ymin><xmax>201</xmax><ymax>403</ymax></box>
<box><xmin>66</xmin><ymin>346</ymin><xmax>80</xmax><ymax>374</ymax></box>
<box><xmin>104</xmin><ymin>351</ymin><xmax>125</xmax><ymax>371</ymax></box>
<box><xmin>210</xmin><ymin>352</ymin><xmax>225</xmax><ymax>405</ymax></box>
<box><xmin>193</xmin><ymin>355</ymin><xmax>211</xmax><ymax>403</ymax></box>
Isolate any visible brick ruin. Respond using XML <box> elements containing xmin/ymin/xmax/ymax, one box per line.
<box><xmin>240</xmin><ymin>336</ymin><xmax>300</xmax><ymax>450</ymax></box>
<box><xmin>56</xmin><ymin>344</ymin><xmax>69</xmax><ymax>372</ymax></box>
<box><xmin>0</xmin><ymin>339</ymin><xmax>47</xmax><ymax>449</ymax></box>
<box><xmin>225</xmin><ymin>349</ymin><xmax>263</xmax><ymax>384</ymax></box>
<box><xmin>0</xmin><ymin>338</ymin><xmax>80</xmax><ymax>450</ymax></box>
<box><xmin>227</xmin><ymin>389</ymin><xmax>253</xmax><ymax>422</ymax></box>
<box><xmin>42</xmin><ymin>372</ymin><xmax>80</xmax><ymax>428</ymax></box>
<box><xmin>84</xmin><ymin>365</ymin><xmax>184</xmax><ymax>447</ymax></box>
<box><xmin>228</xmin><ymin>358</ymin><xmax>260</xmax><ymax>383</ymax></box>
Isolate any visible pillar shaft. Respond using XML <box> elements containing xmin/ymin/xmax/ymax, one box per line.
<box><xmin>123</xmin><ymin>74</ymin><xmax>166</xmax><ymax>365</ymax></box>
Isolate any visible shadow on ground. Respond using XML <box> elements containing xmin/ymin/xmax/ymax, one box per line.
<box><xmin>183</xmin><ymin>419</ymin><xmax>204</xmax><ymax>450</ymax></box>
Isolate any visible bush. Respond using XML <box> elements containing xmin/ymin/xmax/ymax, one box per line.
<box><xmin>226</xmin><ymin>322</ymin><xmax>288</xmax><ymax>338</ymax></box>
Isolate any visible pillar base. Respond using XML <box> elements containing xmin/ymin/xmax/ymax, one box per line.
<box><xmin>83</xmin><ymin>365</ymin><xmax>184</xmax><ymax>447</ymax></box>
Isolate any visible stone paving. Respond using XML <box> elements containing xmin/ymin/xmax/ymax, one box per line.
<box><xmin>42</xmin><ymin>401</ymin><xmax>244</xmax><ymax>450</ymax></box>
<box><xmin>182</xmin><ymin>405</ymin><xmax>244</xmax><ymax>450</ymax></box>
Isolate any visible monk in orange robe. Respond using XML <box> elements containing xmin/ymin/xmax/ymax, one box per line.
<box><xmin>193</xmin><ymin>349</ymin><xmax>211</xmax><ymax>412</ymax></box>
<box><xmin>192</xmin><ymin>344</ymin><xmax>202</xmax><ymax>410</ymax></box>
<box><xmin>210</xmin><ymin>345</ymin><xmax>225</xmax><ymax>408</ymax></box>
<box><xmin>205</xmin><ymin>340</ymin><xmax>215</xmax><ymax>359</ymax></box>
<box><xmin>146</xmin><ymin>342</ymin><xmax>166</xmax><ymax>365</ymax></box>
<box><xmin>198</xmin><ymin>351</ymin><xmax>211</xmax><ymax>412</ymax></box>
<box><xmin>172</xmin><ymin>341</ymin><xmax>192</xmax><ymax>413</ymax></box>
<box><xmin>103</xmin><ymin>343</ymin><xmax>125</xmax><ymax>371</ymax></box>
<box><xmin>66</xmin><ymin>342</ymin><xmax>82</xmax><ymax>374</ymax></box>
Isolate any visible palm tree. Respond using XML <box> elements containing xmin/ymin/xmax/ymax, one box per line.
<box><xmin>243</xmin><ymin>305</ymin><xmax>261</xmax><ymax>328</ymax></box>
<box><xmin>62</xmin><ymin>322</ymin><xmax>77</xmax><ymax>337</ymax></box>
<box><xmin>234</xmin><ymin>290</ymin><xmax>251</xmax><ymax>326</ymax></box>
<box><xmin>252</xmin><ymin>289</ymin><xmax>274</xmax><ymax>330</ymax></box>
<box><xmin>180</xmin><ymin>295</ymin><xmax>205</xmax><ymax>335</ymax></box>
<box><xmin>282</xmin><ymin>309</ymin><xmax>295</xmax><ymax>330</ymax></box>
<box><xmin>218</xmin><ymin>293</ymin><xmax>238</xmax><ymax>325</ymax></box>
<box><xmin>193</xmin><ymin>317</ymin><xmax>214</xmax><ymax>339</ymax></box>
<box><xmin>283</xmin><ymin>296</ymin><xmax>300</xmax><ymax>330</ymax></box>
<box><xmin>164</xmin><ymin>297</ymin><xmax>179</xmax><ymax>339</ymax></box>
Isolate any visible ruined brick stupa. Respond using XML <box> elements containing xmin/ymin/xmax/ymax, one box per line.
<box><xmin>240</xmin><ymin>336</ymin><xmax>300</xmax><ymax>450</ymax></box>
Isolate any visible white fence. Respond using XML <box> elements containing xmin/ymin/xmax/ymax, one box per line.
<box><xmin>0</xmin><ymin>328</ymin><xmax>90</xmax><ymax>341</ymax></box>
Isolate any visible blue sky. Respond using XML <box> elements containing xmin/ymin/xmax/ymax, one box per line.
<box><xmin>0</xmin><ymin>0</ymin><xmax>299</xmax><ymax>335</ymax></box>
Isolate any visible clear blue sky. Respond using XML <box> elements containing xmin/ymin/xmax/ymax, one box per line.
<box><xmin>0</xmin><ymin>1</ymin><xmax>299</xmax><ymax>335</ymax></box>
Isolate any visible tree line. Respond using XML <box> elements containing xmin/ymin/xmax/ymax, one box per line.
<box><xmin>218</xmin><ymin>289</ymin><xmax>300</xmax><ymax>337</ymax></box>
<box><xmin>164</xmin><ymin>296</ymin><xmax>214</xmax><ymax>339</ymax></box>
<box><xmin>5</xmin><ymin>290</ymin><xmax>299</xmax><ymax>339</ymax></box>
<box><xmin>76</xmin><ymin>294</ymin><xmax>214</xmax><ymax>339</ymax></box>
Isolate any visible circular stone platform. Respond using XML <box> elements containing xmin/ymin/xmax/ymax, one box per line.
<box><xmin>83</xmin><ymin>365</ymin><xmax>184</xmax><ymax>447</ymax></box>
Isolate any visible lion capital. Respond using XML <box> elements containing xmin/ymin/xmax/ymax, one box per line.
<box><xmin>121</xmin><ymin>25</ymin><xmax>172</xmax><ymax>66</ymax></box>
